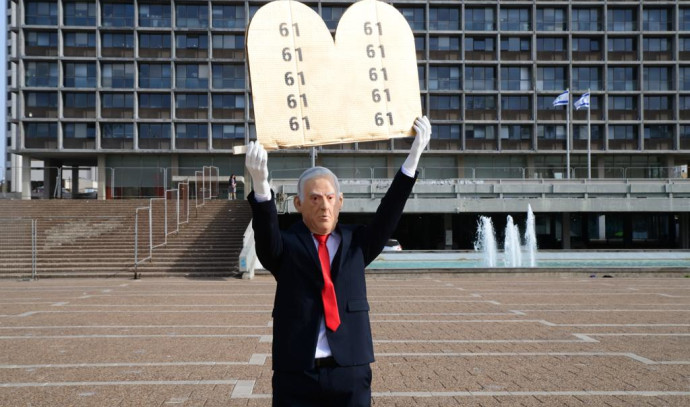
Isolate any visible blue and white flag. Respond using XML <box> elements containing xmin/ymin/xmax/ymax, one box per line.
<box><xmin>574</xmin><ymin>92</ymin><xmax>590</xmax><ymax>110</ymax></box>
<box><xmin>552</xmin><ymin>90</ymin><xmax>569</xmax><ymax>106</ymax></box>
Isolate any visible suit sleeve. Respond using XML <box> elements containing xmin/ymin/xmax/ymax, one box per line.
<box><xmin>247</xmin><ymin>190</ymin><xmax>283</xmax><ymax>274</ymax></box>
<box><xmin>360</xmin><ymin>169</ymin><xmax>417</xmax><ymax>264</ymax></box>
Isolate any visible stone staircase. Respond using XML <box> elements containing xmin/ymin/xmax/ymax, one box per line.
<box><xmin>0</xmin><ymin>199</ymin><xmax>251</xmax><ymax>278</ymax></box>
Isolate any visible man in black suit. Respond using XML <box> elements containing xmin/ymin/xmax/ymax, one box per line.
<box><xmin>245</xmin><ymin>116</ymin><xmax>431</xmax><ymax>407</ymax></box>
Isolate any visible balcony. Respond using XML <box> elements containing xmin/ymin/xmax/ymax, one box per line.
<box><xmin>213</xmin><ymin>49</ymin><xmax>244</xmax><ymax>59</ymax></box>
<box><xmin>573</xmin><ymin>110</ymin><xmax>603</xmax><ymax>121</ymax></box>
<box><xmin>63</xmin><ymin>46</ymin><xmax>96</xmax><ymax>57</ymax></box>
<box><xmin>608</xmin><ymin>110</ymin><xmax>639</xmax><ymax>121</ymax></box>
<box><xmin>101</xmin><ymin>137</ymin><xmax>134</xmax><ymax>149</ymax></box>
<box><xmin>176</xmin><ymin>109</ymin><xmax>207</xmax><ymax>119</ymax></box>
<box><xmin>537</xmin><ymin>139</ymin><xmax>566</xmax><ymax>150</ymax></box>
<box><xmin>176</xmin><ymin>49</ymin><xmax>208</xmax><ymax>59</ymax></box>
<box><xmin>608</xmin><ymin>139</ymin><xmax>639</xmax><ymax>150</ymax></box>
<box><xmin>102</xmin><ymin>47</ymin><xmax>134</xmax><ymax>58</ymax></box>
<box><xmin>139</xmin><ymin>138</ymin><xmax>171</xmax><ymax>149</ymax></box>
<box><xmin>25</xmin><ymin>137</ymin><xmax>57</xmax><ymax>149</ymax></box>
<box><xmin>212</xmin><ymin>138</ymin><xmax>243</xmax><ymax>150</ymax></box>
<box><xmin>643</xmin><ymin>51</ymin><xmax>672</xmax><ymax>62</ymax></box>
<box><xmin>644</xmin><ymin>110</ymin><xmax>673</xmax><ymax>121</ymax></box>
<box><xmin>139</xmin><ymin>48</ymin><xmax>171</xmax><ymax>58</ymax></box>
<box><xmin>500</xmin><ymin>51</ymin><xmax>530</xmax><ymax>61</ymax></box>
<box><xmin>101</xmin><ymin>108</ymin><xmax>133</xmax><ymax>119</ymax></box>
<box><xmin>24</xmin><ymin>107</ymin><xmax>57</xmax><ymax>118</ymax></box>
<box><xmin>429</xmin><ymin>50</ymin><xmax>462</xmax><ymax>61</ymax></box>
<box><xmin>644</xmin><ymin>138</ymin><xmax>674</xmax><ymax>150</ymax></box>
<box><xmin>429</xmin><ymin>139</ymin><xmax>461</xmax><ymax>150</ymax></box>
<box><xmin>465</xmin><ymin>110</ymin><xmax>497</xmax><ymax>120</ymax></box>
<box><xmin>139</xmin><ymin>108</ymin><xmax>170</xmax><ymax>119</ymax></box>
<box><xmin>175</xmin><ymin>138</ymin><xmax>208</xmax><ymax>150</ymax></box>
<box><xmin>608</xmin><ymin>51</ymin><xmax>637</xmax><ymax>61</ymax></box>
<box><xmin>465</xmin><ymin>51</ymin><xmax>495</xmax><ymax>61</ymax></box>
<box><xmin>536</xmin><ymin>51</ymin><xmax>567</xmax><ymax>61</ymax></box>
<box><xmin>430</xmin><ymin>110</ymin><xmax>461</xmax><ymax>120</ymax></box>
<box><xmin>501</xmin><ymin>110</ymin><xmax>531</xmax><ymax>121</ymax></box>
<box><xmin>63</xmin><ymin>107</ymin><xmax>96</xmax><ymax>118</ymax></box>
<box><xmin>500</xmin><ymin>139</ymin><xmax>532</xmax><ymax>151</ymax></box>
<box><xmin>537</xmin><ymin>111</ymin><xmax>566</xmax><ymax>121</ymax></box>
<box><xmin>466</xmin><ymin>139</ymin><xmax>497</xmax><ymax>151</ymax></box>
<box><xmin>572</xmin><ymin>139</ymin><xmax>604</xmax><ymax>151</ymax></box>
<box><xmin>572</xmin><ymin>51</ymin><xmax>603</xmax><ymax>61</ymax></box>
<box><xmin>212</xmin><ymin>108</ymin><xmax>244</xmax><ymax>120</ymax></box>
<box><xmin>680</xmin><ymin>110</ymin><xmax>690</xmax><ymax>120</ymax></box>
<box><xmin>63</xmin><ymin>137</ymin><xmax>95</xmax><ymax>149</ymax></box>
<box><xmin>25</xmin><ymin>46</ymin><xmax>57</xmax><ymax>57</ymax></box>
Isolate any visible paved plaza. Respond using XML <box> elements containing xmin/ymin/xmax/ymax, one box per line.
<box><xmin>0</xmin><ymin>274</ymin><xmax>689</xmax><ymax>406</ymax></box>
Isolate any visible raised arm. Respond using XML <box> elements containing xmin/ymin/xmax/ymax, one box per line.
<box><xmin>245</xmin><ymin>142</ymin><xmax>283</xmax><ymax>273</ymax></box>
<box><xmin>361</xmin><ymin>116</ymin><xmax>432</xmax><ymax>263</ymax></box>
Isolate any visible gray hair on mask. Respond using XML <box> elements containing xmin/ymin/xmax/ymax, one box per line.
<box><xmin>297</xmin><ymin>166</ymin><xmax>341</xmax><ymax>201</ymax></box>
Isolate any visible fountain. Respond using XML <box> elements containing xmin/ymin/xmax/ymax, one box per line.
<box><xmin>474</xmin><ymin>216</ymin><xmax>497</xmax><ymax>267</ymax></box>
<box><xmin>524</xmin><ymin>204</ymin><xmax>538</xmax><ymax>267</ymax></box>
<box><xmin>504</xmin><ymin>215</ymin><xmax>523</xmax><ymax>267</ymax></box>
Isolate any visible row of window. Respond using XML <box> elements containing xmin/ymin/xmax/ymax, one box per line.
<box><xmin>23</xmin><ymin>91</ymin><xmax>690</xmax><ymax>114</ymax></box>
<box><xmin>25</xmin><ymin>31</ymin><xmax>244</xmax><ymax>52</ymax></box>
<box><xmin>23</xmin><ymin>61</ymin><xmax>690</xmax><ymax>92</ymax></box>
<box><xmin>25</xmin><ymin>30</ymin><xmax>690</xmax><ymax>59</ymax></box>
<box><xmin>24</xmin><ymin>62</ymin><xmax>244</xmax><ymax>89</ymax></box>
<box><xmin>24</xmin><ymin>2</ymin><xmax>690</xmax><ymax>33</ymax></box>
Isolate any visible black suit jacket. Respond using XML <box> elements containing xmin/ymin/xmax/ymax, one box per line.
<box><xmin>248</xmin><ymin>170</ymin><xmax>417</xmax><ymax>372</ymax></box>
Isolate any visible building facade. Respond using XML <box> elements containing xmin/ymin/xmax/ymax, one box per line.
<box><xmin>6</xmin><ymin>0</ymin><xmax>690</xmax><ymax>247</ymax></box>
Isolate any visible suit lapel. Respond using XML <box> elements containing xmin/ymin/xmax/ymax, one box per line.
<box><xmin>333</xmin><ymin>225</ymin><xmax>351</xmax><ymax>285</ymax></box>
<box><xmin>293</xmin><ymin>221</ymin><xmax>324</xmax><ymax>287</ymax></box>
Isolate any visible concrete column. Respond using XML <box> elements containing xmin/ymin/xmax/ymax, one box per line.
<box><xmin>456</xmin><ymin>155</ymin><xmax>464</xmax><ymax>178</ymax></box>
<box><xmin>444</xmin><ymin>213</ymin><xmax>453</xmax><ymax>249</ymax></box>
<box><xmin>562</xmin><ymin>212</ymin><xmax>571</xmax><ymax>249</ymax></box>
<box><xmin>623</xmin><ymin>214</ymin><xmax>633</xmax><ymax>248</ymax></box>
<box><xmin>386</xmin><ymin>155</ymin><xmax>395</xmax><ymax>178</ymax></box>
<box><xmin>598</xmin><ymin>214</ymin><xmax>606</xmax><ymax>240</ymax></box>
<box><xmin>21</xmin><ymin>156</ymin><xmax>31</xmax><ymax>200</ymax></box>
<box><xmin>97</xmin><ymin>154</ymin><xmax>106</xmax><ymax>200</ymax></box>
<box><xmin>596</xmin><ymin>156</ymin><xmax>605</xmax><ymax>179</ymax></box>
<box><xmin>43</xmin><ymin>164</ymin><xmax>58</xmax><ymax>199</ymax></box>
<box><xmin>71</xmin><ymin>167</ymin><xmax>79</xmax><ymax>197</ymax></box>
<box><xmin>171</xmin><ymin>154</ymin><xmax>179</xmax><ymax>177</ymax></box>
<box><xmin>679</xmin><ymin>213</ymin><xmax>689</xmax><ymax>249</ymax></box>
<box><xmin>526</xmin><ymin>155</ymin><xmax>535</xmax><ymax>179</ymax></box>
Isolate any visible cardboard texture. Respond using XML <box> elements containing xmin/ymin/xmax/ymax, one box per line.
<box><xmin>246</xmin><ymin>0</ymin><xmax>421</xmax><ymax>151</ymax></box>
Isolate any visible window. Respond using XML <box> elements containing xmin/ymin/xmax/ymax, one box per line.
<box><xmin>465</xmin><ymin>37</ymin><xmax>494</xmax><ymax>52</ymax></box>
<box><xmin>418</xmin><ymin>66</ymin><xmax>425</xmax><ymax>90</ymax></box>
<box><xmin>63</xmin><ymin>2</ymin><xmax>95</xmax><ymax>26</ymax></box>
<box><xmin>643</xmin><ymin>67</ymin><xmax>672</xmax><ymax>91</ymax></box>
<box><xmin>501</xmin><ymin>37</ymin><xmax>530</xmax><ymax>52</ymax></box>
<box><xmin>139</xmin><ymin>33</ymin><xmax>171</xmax><ymax>49</ymax></box>
<box><xmin>213</xmin><ymin>124</ymin><xmax>245</xmax><ymax>140</ymax></box>
<box><xmin>682</xmin><ymin>8</ymin><xmax>690</xmax><ymax>31</ymax></box>
<box><xmin>537</xmin><ymin>8</ymin><xmax>566</xmax><ymax>31</ymax></box>
<box><xmin>500</xmin><ymin>8</ymin><xmax>530</xmax><ymax>31</ymax></box>
<box><xmin>139</xmin><ymin>93</ymin><xmax>169</xmax><ymax>109</ymax></box>
<box><xmin>25</xmin><ymin>1</ymin><xmax>58</xmax><ymax>25</ymax></box>
<box><xmin>176</xmin><ymin>64</ymin><xmax>209</xmax><ymax>89</ymax></box>
<box><xmin>501</xmin><ymin>95</ymin><xmax>530</xmax><ymax>110</ymax></box>
<box><xmin>465</xmin><ymin>8</ymin><xmax>495</xmax><ymax>31</ymax></box>
<box><xmin>399</xmin><ymin>7</ymin><xmax>424</xmax><ymax>30</ymax></box>
<box><xmin>139</xmin><ymin>3</ymin><xmax>171</xmax><ymax>27</ymax></box>
<box><xmin>429</xmin><ymin>36</ymin><xmax>460</xmax><ymax>58</ymax></box>
<box><xmin>643</xmin><ymin>8</ymin><xmax>671</xmax><ymax>31</ymax></box>
<box><xmin>213</xmin><ymin>34</ymin><xmax>244</xmax><ymax>50</ymax></box>
<box><xmin>212</xmin><ymin>94</ymin><xmax>245</xmax><ymax>109</ymax></box>
<box><xmin>608</xmin><ymin>125</ymin><xmax>636</xmax><ymax>140</ymax></box>
<box><xmin>432</xmin><ymin>124</ymin><xmax>460</xmax><ymax>139</ymax></box>
<box><xmin>501</xmin><ymin>67</ymin><xmax>530</xmax><ymax>90</ymax></box>
<box><xmin>176</xmin><ymin>34</ymin><xmax>208</xmax><ymax>51</ymax></box>
<box><xmin>102</xmin><ymin>2</ymin><xmax>134</xmax><ymax>27</ymax></box>
<box><xmin>501</xmin><ymin>125</ymin><xmax>531</xmax><ymax>140</ymax></box>
<box><xmin>572</xmin><ymin>8</ymin><xmax>600</xmax><ymax>31</ymax></box>
<box><xmin>608</xmin><ymin>67</ymin><xmax>638</xmax><ymax>91</ymax></box>
<box><xmin>63</xmin><ymin>92</ymin><xmax>95</xmax><ymax>109</ymax></box>
<box><xmin>102</xmin><ymin>93</ymin><xmax>134</xmax><ymax>109</ymax></box>
<box><xmin>139</xmin><ymin>124</ymin><xmax>170</xmax><ymax>139</ymax></box>
<box><xmin>644</xmin><ymin>96</ymin><xmax>672</xmax><ymax>110</ymax></box>
<box><xmin>537</xmin><ymin>37</ymin><xmax>565</xmax><ymax>52</ymax></box>
<box><xmin>139</xmin><ymin>63</ymin><xmax>171</xmax><ymax>88</ymax></box>
<box><xmin>429</xmin><ymin>7</ymin><xmax>459</xmax><ymax>31</ymax></box>
<box><xmin>25</xmin><ymin>31</ymin><xmax>57</xmax><ymax>51</ymax></box>
<box><xmin>25</xmin><ymin>92</ymin><xmax>57</xmax><ymax>109</ymax></box>
<box><xmin>680</xmin><ymin>96</ymin><xmax>690</xmax><ymax>110</ymax></box>
<box><xmin>537</xmin><ymin>125</ymin><xmax>566</xmax><ymax>139</ymax></box>
<box><xmin>212</xmin><ymin>64</ymin><xmax>244</xmax><ymax>89</ymax></box>
<box><xmin>608</xmin><ymin>37</ymin><xmax>635</xmax><ymax>52</ymax></box>
<box><xmin>63</xmin><ymin>123</ymin><xmax>95</xmax><ymax>139</ymax></box>
<box><xmin>322</xmin><ymin>6</ymin><xmax>345</xmax><ymax>30</ymax></box>
<box><xmin>25</xmin><ymin>62</ymin><xmax>58</xmax><ymax>87</ymax></box>
<box><xmin>25</xmin><ymin>123</ymin><xmax>57</xmax><ymax>144</ymax></box>
<box><xmin>536</xmin><ymin>66</ymin><xmax>566</xmax><ymax>91</ymax></box>
<box><xmin>176</xmin><ymin>93</ymin><xmax>208</xmax><ymax>109</ymax></box>
<box><xmin>177</xmin><ymin>4</ymin><xmax>209</xmax><ymax>28</ymax></box>
<box><xmin>102</xmin><ymin>33</ymin><xmax>133</xmax><ymax>49</ymax></box>
<box><xmin>101</xmin><ymin>63</ymin><xmax>135</xmax><ymax>88</ymax></box>
<box><xmin>466</xmin><ymin>125</ymin><xmax>496</xmax><ymax>139</ymax></box>
<box><xmin>572</xmin><ymin>37</ymin><xmax>601</xmax><ymax>52</ymax></box>
<box><xmin>536</xmin><ymin>96</ymin><xmax>560</xmax><ymax>111</ymax></box>
<box><xmin>429</xmin><ymin>95</ymin><xmax>460</xmax><ymax>120</ymax></box>
<box><xmin>212</xmin><ymin>5</ymin><xmax>244</xmax><ymax>28</ymax></box>
<box><xmin>429</xmin><ymin>66</ymin><xmax>461</xmax><ymax>90</ymax></box>
<box><xmin>608</xmin><ymin>8</ymin><xmax>636</xmax><ymax>32</ymax></box>
<box><xmin>644</xmin><ymin>125</ymin><xmax>673</xmax><ymax>141</ymax></box>
<box><xmin>64</xmin><ymin>32</ymin><xmax>95</xmax><ymax>48</ymax></box>
<box><xmin>643</xmin><ymin>37</ymin><xmax>671</xmax><ymax>53</ymax></box>
<box><xmin>465</xmin><ymin>66</ymin><xmax>495</xmax><ymax>90</ymax></box>
<box><xmin>101</xmin><ymin>123</ymin><xmax>133</xmax><ymax>139</ymax></box>
<box><xmin>176</xmin><ymin>124</ymin><xmax>208</xmax><ymax>138</ymax></box>
<box><xmin>466</xmin><ymin>95</ymin><xmax>496</xmax><ymax>110</ymax></box>
<box><xmin>572</xmin><ymin>67</ymin><xmax>601</xmax><ymax>91</ymax></box>
<box><xmin>609</xmin><ymin>96</ymin><xmax>637</xmax><ymax>110</ymax></box>
<box><xmin>681</xmin><ymin>67</ymin><xmax>690</xmax><ymax>90</ymax></box>
<box><xmin>63</xmin><ymin>62</ymin><xmax>96</xmax><ymax>87</ymax></box>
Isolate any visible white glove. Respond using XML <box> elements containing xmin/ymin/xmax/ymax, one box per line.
<box><xmin>402</xmin><ymin>116</ymin><xmax>431</xmax><ymax>175</ymax></box>
<box><xmin>245</xmin><ymin>141</ymin><xmax>270</xmax><ymax>197</ymax></box>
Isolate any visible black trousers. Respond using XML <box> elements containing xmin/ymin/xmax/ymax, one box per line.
<box><xmin>272</xmin><ymin>364</ymin><xmax>372</xmax><ymax>407</ymax></box>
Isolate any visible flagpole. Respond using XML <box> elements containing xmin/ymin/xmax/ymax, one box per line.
<box><xmin>566</xmin><ymin>88</ymin><xmax>570</xmax><ymax>179</ymax></box>
<box><xmin>587</xmin><ymin>88</ymin><xmax>591</xmax><ymax>180</ymax></box>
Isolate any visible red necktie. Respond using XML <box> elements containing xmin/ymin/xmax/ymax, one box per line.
<box><xmin>314</xmin><ymin>234</ymin><xmax>340</xmax><ymax>331</ymax></box>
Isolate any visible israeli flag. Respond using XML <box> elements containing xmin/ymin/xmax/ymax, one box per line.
<box><xmin>574</xmin><ymin>92</ymin><xmax>591</xmax><ymax>110</ymax></box>
<box><xmin>552</xmin><ymin>90</ymin><xmax>569</xmax><ymax>106</ymax></box>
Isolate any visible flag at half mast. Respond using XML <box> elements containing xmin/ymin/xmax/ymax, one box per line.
<box><xmin>552</xmin><ymin>90</ymin><xmax>569</xmax><ymax>106</ymax></box>
<box><xmin>574</xmin><ymin>92</ymin><xmax>591</xmax><ymax>110</ymax></box>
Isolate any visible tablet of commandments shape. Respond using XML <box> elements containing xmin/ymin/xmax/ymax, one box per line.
<box><xmin>246</xmin><ymin>0</ymin><xmax>421</xmax><ymax>150</ymax></box>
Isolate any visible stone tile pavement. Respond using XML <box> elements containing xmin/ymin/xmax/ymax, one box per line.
<box><xmin>0</xmin><ymin>275</ymin><xmax>689</xmax><ymax>406</ymax></box>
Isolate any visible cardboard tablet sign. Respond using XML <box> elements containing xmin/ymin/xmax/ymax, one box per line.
<box><xmin>244</xmin><ymin>0</ymin><xmax>421</xmax><ymax>151</ymax></box>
